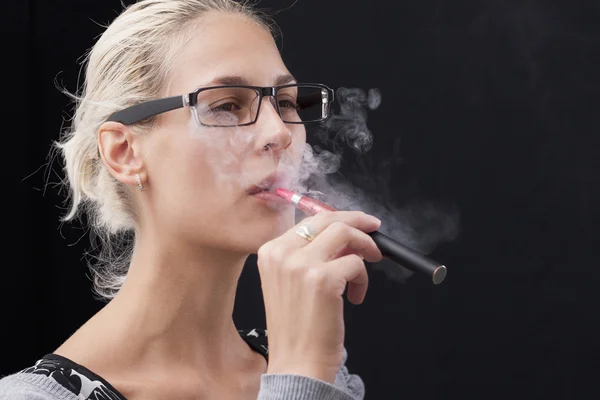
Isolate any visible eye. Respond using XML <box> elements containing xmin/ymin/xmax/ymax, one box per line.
<box><xmin>211</xmin><ymin>102</ymin><xmax>242</xmax><ymax>112</ymax></box>
<box><xmin>278</xmin><ymin>99</ymin><xmax>298</xmax><ymax>109</ymax></box>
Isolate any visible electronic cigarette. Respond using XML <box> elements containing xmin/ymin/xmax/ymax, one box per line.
<box><xmin>276</xmin><ymin>188</ymin><xmax>447</xmax><ymax>284</ymax></box>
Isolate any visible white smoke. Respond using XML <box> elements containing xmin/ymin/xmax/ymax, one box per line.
<box><xmin>186</xmin><ymin>88</ymin><xmax>460</xmax><ymax>283</ymax></box>
<box><xmin>292</xmin><ymin>87</ymin><xmax>461</xmax><ymax>283</ymax></box>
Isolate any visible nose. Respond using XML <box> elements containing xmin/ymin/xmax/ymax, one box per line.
<box><xmin>253</xmin><ymin>97</ymin><xmax>292</xmax><ymax>156</ymax></box>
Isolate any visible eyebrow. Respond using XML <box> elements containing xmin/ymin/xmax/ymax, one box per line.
<box><xmin>274</xmin><ymin>74</ymin><xmax>297</xmax><ymax>86</ymax></box>
<box><xmin>208</xmin><ymin>73</ymin><xmax>297</xmax><ymax>87</ymax></box>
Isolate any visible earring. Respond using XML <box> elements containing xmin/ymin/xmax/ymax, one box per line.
<box><xmin>135</xmin><ymin>174</ymin><xmax>144</xmax><ymax>191</ymax></box>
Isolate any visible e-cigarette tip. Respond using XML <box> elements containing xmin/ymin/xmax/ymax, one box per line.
<box><xmin>432</xmin><ymin>265</ymin><xmax>447</xmax><ymax>285</ymax></box>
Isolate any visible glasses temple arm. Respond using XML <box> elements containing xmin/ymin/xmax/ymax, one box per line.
<box><xmin>106</xmin><ymin>96</ymin><xmax>185</xmax><ymax>125</ymax></box>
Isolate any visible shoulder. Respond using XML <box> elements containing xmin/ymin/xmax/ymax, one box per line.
<box><xmin>1</xmin><ymin>355</ymin><xmax>125</xmax><ymax>400</ymax></box>
<box><xmin>0</xmin><ymin>371</ymin><xmax>78</xmax><ymax>399</ymax></box>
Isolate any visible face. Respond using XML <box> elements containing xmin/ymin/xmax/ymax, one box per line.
<box><xmin>140</xmin><ymin>13</ymin><xmax>306</xmax><ymax>254</ymax></box>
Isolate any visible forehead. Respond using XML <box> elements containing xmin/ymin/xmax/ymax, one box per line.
<box><xmin>169</xmin><ymin>13</ymin><xmax>290</xmax><ymax>94</ymax></box>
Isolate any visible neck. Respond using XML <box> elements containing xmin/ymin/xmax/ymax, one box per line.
<box><xmin>99</xmin><ymin>228</ymin><xmax>254</xmax><ymax>372</ymax></box>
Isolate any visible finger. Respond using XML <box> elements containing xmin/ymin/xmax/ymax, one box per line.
<box><xmin>282</xmin><ymin>211</ymin><xmax>381</xmax><ymax>249</ymax></box>
<box><xmin>330</xmin><ymin>245</ymin><xmax>355</xmax><ymax>260</ymax></box>
<box><xmin>326</xmin><ymin>254</ymin><xmax>369</xmax><ymax>305</ymax></box>
<box><xmin>308</xmin><ymin>222</ymin><xmax>383</xmax><ymax>264</ymax></box>
<box><xmin>313</xmin><ymin>211</ymin><xmax>381</xmax><ymax>235</ymax></box>
<box><xmin>329</xmin><ymin>244</ymin><xmax>370</xmax><ymax>261</ymax></box>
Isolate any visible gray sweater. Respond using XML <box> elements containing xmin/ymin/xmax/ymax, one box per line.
<box><xmin>0</xmin><ymin>348</ymin><xmax>364</xmax><ymax>399</ymax></box>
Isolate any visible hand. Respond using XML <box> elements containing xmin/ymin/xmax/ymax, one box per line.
<box><xmin>257</xmin><ymin>211</ymin><xmax>382</xmax><ymax>383</ymax></box>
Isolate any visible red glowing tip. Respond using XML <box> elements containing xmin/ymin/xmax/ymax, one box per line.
<box><xmin>275</xmin><ymin>188</ymin><xmax>295</xmax><ymax>202</ymax></box>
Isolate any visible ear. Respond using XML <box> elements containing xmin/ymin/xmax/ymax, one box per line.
<box><xmin>98</xmin><ymin>121</ymin><xmax>146</xmax><ymax>187</ymax></box>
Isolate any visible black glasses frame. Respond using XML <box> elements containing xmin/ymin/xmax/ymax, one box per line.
<box><xmin>106</xmin><ymin>83</ymin><xmax>335</xmax><ymax>127</ymax></box>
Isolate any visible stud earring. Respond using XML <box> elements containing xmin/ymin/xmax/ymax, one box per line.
<box><xmin>135</xmin><ymin>174</ymin><xmax>144</xmax><ymax>191</ymax></box>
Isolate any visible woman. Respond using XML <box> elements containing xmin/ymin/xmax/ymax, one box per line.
<box><xmin>0</xmin><ymin>0</ymin><xmax>382</xmax><ymax>399</ymax></box>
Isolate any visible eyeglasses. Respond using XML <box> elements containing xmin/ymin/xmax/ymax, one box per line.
<box><xmin>106</xmin><ymin>83</ymin><xmax>335</xmax><ymax>127</ymax></box>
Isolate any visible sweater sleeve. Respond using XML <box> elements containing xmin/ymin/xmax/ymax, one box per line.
<box><xmin>0</xmin><ymin>373</ymin><xmax>79</xmax><ymax>400</ymax></box>
<box><xmin>257</xmin><ymin>347</ymin><xmax>365</xmax><ymax>400</ymax></box>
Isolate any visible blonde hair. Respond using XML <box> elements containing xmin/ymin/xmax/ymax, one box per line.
<box><xmin>56</xmin><ymin>0</ymin><xmax>274</xmax><ymax>301</ymax></box>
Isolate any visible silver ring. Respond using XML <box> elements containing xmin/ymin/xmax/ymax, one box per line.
<box><xmin>295</xmin><ymin>223</ymin><xmax>316</xmax><ymax>242</ymax></box>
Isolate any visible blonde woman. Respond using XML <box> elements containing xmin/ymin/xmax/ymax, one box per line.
<box><xmin>0</xmin><ymin>1</ymin><xmax>382</xmax><ymax>399</ymax></box>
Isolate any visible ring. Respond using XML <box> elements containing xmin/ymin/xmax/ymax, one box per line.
<box><xmin>295</xmin><ymin>223</ymin><xmax>316</xmax><ymax>242</ymax></box>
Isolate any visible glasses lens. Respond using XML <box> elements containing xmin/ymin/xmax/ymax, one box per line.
<box><xmin>278</xmin><ymin>85</ymin><xmax>330</xmax><ymax>123</ymax></box>
<box><xmin>195</xmin><ymin>87</ymin><xmax>259</xmax><ymax>126</ymax></box>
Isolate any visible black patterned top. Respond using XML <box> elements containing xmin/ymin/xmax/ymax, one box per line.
<box><xmin>17</xmin><ymin>328</ymin><xmax>268</xmax><ymax>400</ymax></box>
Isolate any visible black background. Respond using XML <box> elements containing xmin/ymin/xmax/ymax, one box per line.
<box><xmin>2</xmin><ymin>0</ymin><xmax>599</xmax><ymax>398</ymax></box>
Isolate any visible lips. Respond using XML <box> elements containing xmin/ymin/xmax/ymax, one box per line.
<box><xmin>247</xmin><ymin>174</ymin><xmax>278</xmax><ymax>195</ymax></box>
<box><xmin>248</xmin><ymin>186</ymin><xmax>272</xmax><ymax>195</ymax></box>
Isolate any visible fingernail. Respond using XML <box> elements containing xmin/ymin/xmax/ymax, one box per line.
<box><xmin>371</xmin><ymin>217</ymin><xmax>381</xmax><ymax>225</ymax></box>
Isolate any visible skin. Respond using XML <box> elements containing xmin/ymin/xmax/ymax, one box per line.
<box><xmin>55</xmin><ymin>12</ymin><xmax>304</xmax><ymax>400</ymax></box>
<box><xmin>55</xmin><ymin>11</ymin><xmax>384</xmax><ymax>400</ymax></box>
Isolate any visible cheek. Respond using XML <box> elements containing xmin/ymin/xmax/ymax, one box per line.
<box><xmin>286</xmin><ymin>127</ymin><xmax>307</xmax><ymax>168</ymax></box>
<box><xmin>187</xmin><ymin>123</ymin><xmax>259</xmax><ymax>187</ymax></box>
<box><xmin>162</xmin><ymin>146</ymin><xmax>234</xmax><ymax>231</ymax></box>
<box><xmin>293</xmin><ymin>129</ymin><xmax>307</xmax><ymax>164</ymax></box>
